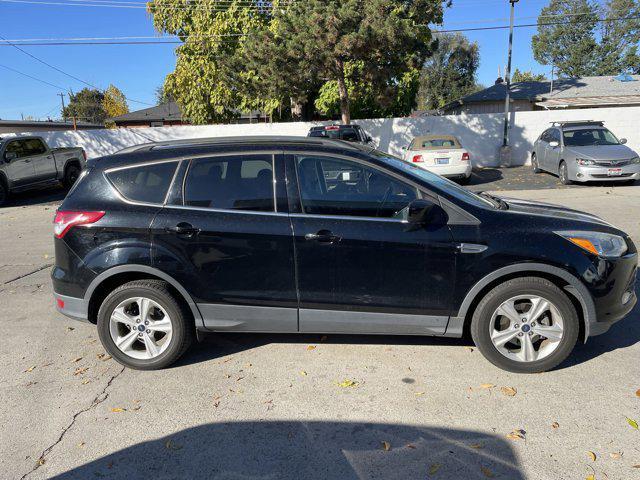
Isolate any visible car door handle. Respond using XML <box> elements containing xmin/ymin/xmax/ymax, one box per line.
<box><xmin>305</xmin><ymin>230</ymin><xmax>341</xmax><ymax>243</ymax></box>
<box><xmin>165</xmin><ymin>222</ymin><xmax>201</xmax><ymax>237</ymax></box>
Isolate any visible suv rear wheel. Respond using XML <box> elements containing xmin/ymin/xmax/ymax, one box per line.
<box><xmin>471</xmin><ymin>277</ymin><xmax>579</xmax><ymax>373</ymax></box>
<box><xmin>97</xmin><ymin>280</ymin><xmax>194</xmax><ymax>370</ymax></box>
<box><xmin>63</xmin><ymin>164</ymin><xmax>81</xmax><ymax>189</ymax></box>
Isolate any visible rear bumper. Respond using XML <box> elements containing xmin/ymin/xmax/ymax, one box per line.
<box><xmin>417</xmin><ymin>163</ymin><xmax>472</xmax><ymax>178</ymax></box>
<box><xmin>53</xmin><ymin>291</ymin><xmax>90</xmax><ymax>323</ymax></box>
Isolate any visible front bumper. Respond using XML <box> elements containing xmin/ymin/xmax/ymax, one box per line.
<box><xmin>572</xmin><ymin>163</ymin><xmax>640</xmax><ymax>182</ymax></box>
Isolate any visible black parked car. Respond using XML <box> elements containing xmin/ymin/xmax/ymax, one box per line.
<box><xmin>308</xmin><ymin>124</ymin><xmax>373</xmax><ymax>145</ymax></box>
<box><xmin>52</xmin><ymin>137</ymin><xmax>637</xmax><ymax>373</ymax></box>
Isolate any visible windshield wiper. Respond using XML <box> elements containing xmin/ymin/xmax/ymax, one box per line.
<box><xmin>478</xmin><ymin>191</ymin><xmax>508</xmax><ymax>210</ymax></box>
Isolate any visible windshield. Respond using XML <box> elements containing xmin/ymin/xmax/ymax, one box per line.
<box><xmin>563</xmin><ymin>128</ymin><xmax>620</xmax><ymax>147</ymax></box>
<box><xmin>369</xmin><ymin>150</ymin><xmax>495</xmax><ymax>208</ymax></box>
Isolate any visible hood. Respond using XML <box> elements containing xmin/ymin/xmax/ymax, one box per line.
<box><xmin>500</xmin><ymin>197</ymin><xmax>615</xmax><ymax>228</ymax></box>
<box><xmin>566</xmin><ymin>144</ymin><xmax>637</xmax><ymax>161</ymax></box>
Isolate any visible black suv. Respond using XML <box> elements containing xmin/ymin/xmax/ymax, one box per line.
<box><xmin>308</xmin><ymin>124</ymin><xmax>373</xmax><ymax>145</ymax></box>
<box><xmin>52</xmin><ymin>137</ymin><xmax>637</xmax><ymax>372</ymax></box>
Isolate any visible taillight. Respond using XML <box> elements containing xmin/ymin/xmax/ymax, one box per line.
<box><xmin>53</xmin><ymin>210</ymin><xmax>104</xmax><ymax>238</ymax></box>
<box><xmin>461</xmin><ymin>152</ymin><xmax>470</xmax><ymax>161</ymax></box>
<box><xmin>412</xmin><ymin>155</ymin><xmax>424</xmax><ymax>163</ymax></box>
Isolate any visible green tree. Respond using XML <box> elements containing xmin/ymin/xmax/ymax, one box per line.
<box><xmin>62</xmin><ymin>88</ymin><xmax>106</xmax><ymax>124</ymax></box>
<box><xmin>415</xmin><ymin>33</ymin><xmax>480</xmax><ymax>111</ymax></box>
<box><xmin>596</xmin><ymin>0</ymin><xmax>640</xmax><ymax>75</ymax></box>
<box><xmin>148</xmin><ymin>0</ymin><xmax>283</xmax><ymax>124</ymax></box>
<box><xmin>155</xmin><ymin>85</ymin><xmax>172</xmax><ymax>105</ymax></box>
<box><xmin>242</xmin><ymin>0</ymin><xmax>444</xmax><ymax>123</ymax></box>
<box><xmin>532</xmin><ymin>0</ymin><xmax>599</xmax><ymax>77</ymax></box>
<box><xmin>511</xmin><ymin>69</ymin><xmax>547</xmax><ymax>83</ymax></box>
<box><xmin>102</xmin><ymin>84</ymin><xmax>129</xmax><ymax>118</ymax></box>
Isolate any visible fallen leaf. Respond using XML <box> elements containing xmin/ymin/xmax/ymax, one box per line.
<box><xmin>165</xmin><ymin>439</ymin><xmax>183</xmax><ymax>451</ymax></box>
<box><xmin>428</xmin><ymin>463</ymin><xmax>441</xmax><ymax>475</ymax></box>
<box><xmin>506</xmin><ymin>429</ymin><xmax>526</xmax><ymax>441</ymax></box>
<box><xmin>382</xmin><ymin>441</ymin><xmax>391</xmax><ymax>451</ymax></box>
<box><xmin>244</xmin><ymin>363</ymin><xmax>252</xmax><ymax>368</ymax></box>
<box><xmin>66</xmin><ymin>327</ymin><xmax>75</xmax><ymax>331</ymax></box>
<box><xmin>636</xmin><ymin>388</ymin><xmax>640</xmax><ymax>398</ymax></box>
<box><xmin>633</xmin><ymin>464</ymin><xmax>640</xmax><ymax>468</ymax></box>
<box><xmin>306</xmin><ymin>345</ymin><xmax>316</xmax><ymax>351</ymax></box>
<box><xmin>77</xmin><ymin>442</ymin><xmax>85</xmax><ymax>448</ymax></box>
<box><xmin>24</xmin><ymin>366</ymin><xmax>36</xmax><ymax>373</ymax></box>
<box><xmin>38</xmin><ymin>457</ymin><xmax>45</xmax><ymax>466</ymax></box>
<box><xmin>41</xmin><ymin>362</ymin><xmax>53</xmax><ymax>368</ymax></box>
<box><xmin>337</xmin><ymin>379</ymin><xmax>359</xmax><ymax>388</ymax></box>
<box><xmin>587</xmin><ymin>451</ymin><xmax>597</xmax><ymax>462</ymax></box>
<box><xmin>480</xmin><ymin>466</ymin><xmax>494</xmax><ymax>478</ymax></box>
<box><xmin>72</xmin><ymin>357</ymin><xmax>83</xmax><ymax>363</ymax></box>
<box><xmin>415</xmin><ymin>392</ymin><xmax>425</xmax><ymax>396</ymax></box>
<box><xmin>625</xmin><ymin>417</ymin><xmax>639</xmax><ymax>429</ymax></box>
<box><xmin>101</xmin><ymin>355</ymin><xmax>112</xmax><ymax>362</ymax></box>
<box><xmin>500</xmin><ymin>386</ymin><xmax>517</xmax><ymax>397</ymax></box>
<box><xmin>470</xmin><ymin>443</ymin><xmax>484</xmax><ymax>449</ymax></box>
<box><xmin>609</xmin><ymin>452</ymin><xmax>622</xmax><ymax>460</ymax></box>
<box><xmin>551</xmin><ymin>422</ymin><xmax>559</xmax><ymax>429</ymax></box>
<box><xmin>300</xmin><ymin>370</ymin><xmax>307</xmax><ymax>376</ymax></box>
<box><xmin>480</xmin><ymin>383</ymin><xmax>495</xmax><ymax>389</ymax></box>
<box><xmin>73</xmin><ymin>367</ymin><xmax>88</xmax><ymax>376</ymax></box>
<box><xmin>464</xmin><ymin>346</ymin><xmax>474</xmax><ymax>352</ymax></box>
<box><xmin>81</xmin><ymin>379</ymin><xmax>90</xmax><ymax>385</ymax></box>
<box><xmin>111</xmin><ymin>407</ymin><xmax>126</xmax><ymax>413</ymax></box>
<box><xmin>585</xmin><ymin>475</ymin><xmax>595</xmax><ymax>480</ymax></box>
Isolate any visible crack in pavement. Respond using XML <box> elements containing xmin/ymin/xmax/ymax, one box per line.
<box><xmin>20</xmin><ymin>365</ymin><xmax>126</xmax><ymax>480</ymax></box>
<box><xmin>3</xmin><ymin>264</ymin><xmax>53</xmax><ymax>285</ymax></box>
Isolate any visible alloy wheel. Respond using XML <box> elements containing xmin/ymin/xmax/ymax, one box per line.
<box><xmin>109</xmin><ymin>297</ymin><xmax>173</xmax><ymax>360</ymax></box>
<box><xmin>489</xmin><ymin>295</ymin><xmax>564</xmax><ymax>363</ymax></box>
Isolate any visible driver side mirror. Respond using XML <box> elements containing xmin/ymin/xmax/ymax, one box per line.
<box><xmin>549</xmin><ymin>141</ymin><xmax>559</xmax><ymax>148</ymax></box>
<box><xmin>4</xmin><ymin>151</ymin><xmax>17</xmax><ymax>162</ymax></box>
<box><xmin>407</xmin><ymin>199</ymin><xmax>446</xmax><ymax>226</ymax></box>
<box><xmin>620</xmin><ymin>138</ymin><xmax>627</xmax><ymax>144</ymax></box>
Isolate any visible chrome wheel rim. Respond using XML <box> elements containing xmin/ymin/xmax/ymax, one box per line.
<box><xmin>489</xmin><ymin>295</ymin><xmax>564</xmax><ymax>363</ymax></box>
<box><xmin>109</xmin><ymin>297</ymin><xmax>173</xmax><ymax>360</ymax></box>
<box><xmin>532</xmin><ymin>155</ymin><xmax>538</xmax><ymax>170</ymax></box>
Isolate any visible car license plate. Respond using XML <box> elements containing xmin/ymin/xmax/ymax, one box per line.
<box><xmin>435</xmin><ymin>158</ymin><xmax>449</xmax><ymax>165</ymax></box>
<box><xmin>608</xmin><ymin>168</ymin><xmax>622</xmax><ymax>176</ymax></box>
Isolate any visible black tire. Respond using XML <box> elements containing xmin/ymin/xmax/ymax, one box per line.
<box><xmin>97</xmin><ymin>280</ymin><xmax>194</xmax><ymax>370</ymax></box>
<box><xmin>63</xmin><ymin>163</ymin><xmax>81</xmax><ymax>189</ymax></box>
<box><xmin>0</xmin><ymin>181</ymin><xmax>7</xmax><ymax>207</ymax></box>
<box><xmin>531</xmin><ymin>153</ymin><xmax>541</xmax><ymax>173</ymax></box>
<box><xmin>558</xmin><ymin>161</ymin><xmax>572</xmax><ymax>185</ymax></box>
<box><xmin>457</xmin><ymin>175</ymin><xmax>470</xmax><ymax>185</ymax></box>
<box><xmin>470</xmin><ymin>277</ymin><xmax>579</xmax><ymax>374</ymax></box>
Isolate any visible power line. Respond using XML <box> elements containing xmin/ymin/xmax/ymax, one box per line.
<box><xmin>0</xmin><ymin>63</ymin><xmax>69</xmax><ymax>90</ymax></box>
<box><xmin>0</xmin><ymin>33</ymin><xmax>153</xmax><ymax>105</ymax></box>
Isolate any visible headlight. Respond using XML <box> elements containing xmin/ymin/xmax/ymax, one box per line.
<box><xmin>556</xmin><ymin>231</ymin><xmax>628</xmax><ymax>257</ymax></box>
<box><xmin>576</xmin><ymin>158</ymin><xmax>595</xmax><ymax>166</ymax></box>
<box><xmin>630</xmin><ymin>156</ymin><xmax>640</xmax><ymax>164</ymax></box>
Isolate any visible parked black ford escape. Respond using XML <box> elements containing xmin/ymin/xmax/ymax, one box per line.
<box><xmin>51</xmin><ymin>137</ymin><xmax>637</xmax><ymax>373</ymax></box>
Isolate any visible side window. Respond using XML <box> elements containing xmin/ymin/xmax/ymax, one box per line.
<box><xmin>295</xmin><ymin>155</ymin><xmax>418</xmax><ymax>218</ymax></box>
<box><xmin>540</xmin><ymin>129</ymin><xmax>550</xmax><ymax>142</ymax></box>
<box><xmin>106</xmin><ymin>161</ymin><xmax>178</xmax><ymax>204</ymax></box>
<box><xmin>24</xmin><ymin>139</ymin><xmax>47</xmax><ymax>156</ymax></box>
<box><xmin>184</xmin><ymin>154</ymin><xmax>274</xmax><ymax>212</ymax></box>
<box><xmin>5</xmin><ymin>140</ymin><xmax>27</xmax><ymax>158</ymax></box>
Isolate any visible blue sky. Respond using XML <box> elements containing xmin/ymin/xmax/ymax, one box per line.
<box><xmin>0</xmin><ymin>0</ymin><xmax>561</xmax><ymax>120</ymax></box>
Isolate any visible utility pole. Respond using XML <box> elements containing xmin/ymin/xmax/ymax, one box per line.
<box><xmin>499</xmin><ymin>0</ymin><xmax>519</xmax><ymax>167</ymax></box>
<box><xmin>58</xmin><ymin>92</ymin><xmax>66</xmax><ymax>121</ymax></box>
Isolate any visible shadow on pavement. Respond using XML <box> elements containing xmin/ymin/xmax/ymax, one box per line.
<box><xmin>3</xmin><ymin>184</ymin><xmax>67</xmax><ymax>208</ymax></box>
<box><xmin>52</xmin><ymin>421</ymin><xmax>525</xmax><ymax>480</ymax></box>
<box><xmin>559</xmin><ymin>282</ymin><xmax>640</xmax><ymax>370</ymax></box>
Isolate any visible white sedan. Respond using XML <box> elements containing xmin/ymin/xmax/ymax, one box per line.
<box><xmin>402</xmin><ymin>135</ymin><xmax>472</xmax><ymax>183</ymax></box>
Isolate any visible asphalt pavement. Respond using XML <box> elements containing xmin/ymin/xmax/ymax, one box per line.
<box><xmin>0</xmin><ymin>182</ymin><xmax>639</xmax><ymax>480</ymax></box>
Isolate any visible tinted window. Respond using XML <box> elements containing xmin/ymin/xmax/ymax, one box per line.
<box><xmin>563</xmin><ymin>128</ymin><xmax>619</xmax><ymax>146</ymax></box>
<box><xmin>295</xmin><ymin>155</ymin><xmax>417</xmax><ymax>218</ymax></box>
<box><xmin>184</xmin><ymin>154</ymin><xmax>274</xmax><ymax>212</ymax></box>
<box><xmin>107</xmin><ymin>161</ymin><xmax>178</xmax><ymax>204</ymax></box>
<box><xmin>24</xmin><ymin>138</ymin><xmax>47</xmax><ymax>156</ymax></box>
<box><xmin>5</xmin><ymin>140</ymin><xmax>28</xmax><ymax>158</ymax></box>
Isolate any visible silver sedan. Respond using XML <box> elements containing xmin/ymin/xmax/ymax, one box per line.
<box><xmin>531</xmin><ymin>121</ymin><xmax>640</xmax><ymax>185</ymax></box>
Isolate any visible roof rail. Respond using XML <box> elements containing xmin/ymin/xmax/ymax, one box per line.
<box><xmin>550</xmin><ymin>120</ymin><xmax>604</xmax><ymax>127</ymax></box>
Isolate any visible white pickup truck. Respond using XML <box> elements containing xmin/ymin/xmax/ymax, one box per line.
<box><xmin>0</xmin><ymin>135</ymin><xmax>86</xmax><ymax>206</ymax></box>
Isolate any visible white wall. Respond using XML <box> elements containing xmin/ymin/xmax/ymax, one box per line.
<box><xmin>7</xmin><ymin>106</ymin><xmax>640</xmax><ymax>168</ymax></box>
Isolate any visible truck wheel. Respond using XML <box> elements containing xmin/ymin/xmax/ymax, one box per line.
<box><xmin>63</xmin><ymin>164</ymin><xmax>81</xmax><ymax>189</ymax></box>
<box><xmin>0</xmin><ymin>181</ymin><xmax>7</xmax><ymax>207</ymax></box>
<box><xmin>97</xmin><ymin>280</ymin><xmax>195</xmax><ymax>370</ymax></box>
<box><xmin>471</xmin><ymin>277</ymin><xmax>579</xmax><ymax>373</ymax></box>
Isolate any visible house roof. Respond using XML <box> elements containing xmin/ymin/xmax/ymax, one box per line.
<box><xmin>0</xmin><ymin>119</ymin><xmax>102</xmax><ymax>127</ymax></box>
<box><xmin>443</xmin><ymin>75</ymin><xmax>640</xmax><ymax>111</ymax></box>
<box><xmin>110</xmin><ymin>101</ymin><xmax>184</xmax><ymax>123</ymax></box>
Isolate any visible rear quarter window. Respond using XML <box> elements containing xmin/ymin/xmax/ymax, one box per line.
<box><xmin>106</xmin><ymin>161</ymin><xmax>178</xmax><ymax>204</ymax></box>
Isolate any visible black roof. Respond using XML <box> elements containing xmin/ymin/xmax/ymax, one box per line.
<box><xmin>91</xmin><ymin>136</ymin><xmax>371</xmax><ymax>169</ymax></box>
<box><xmin>110</xmin><ymin>101</ymin><xmax>183</xmax><ymax>123</ymax></box>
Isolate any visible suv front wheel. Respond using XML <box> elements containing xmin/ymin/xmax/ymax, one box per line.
<box><xmin>471</xmin><ymin>277</ymin><xmax>579</xmax><ymax>373</ymax></box>
<box><xmin>97</xmin><ymin>280</ymin><xmax>194</xmax><ymax>370</ymax></box>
